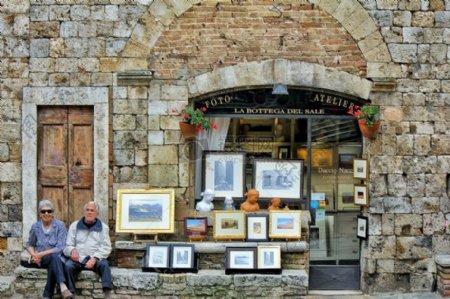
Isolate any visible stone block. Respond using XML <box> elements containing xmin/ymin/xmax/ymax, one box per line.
<box><xmin>393</xmin><ymin>11</ymin><xmax>411</xmax><ymax>26</ymax></box>
<box><xmin>410</xmin><ymin>272</ymin><xmax>434</xmax><ymax>291</ymax></box>
<box><xmin>388</xmin><ymin>44</ymin><xmax>417</xmax><ymax>63</ymax></box>
<box><xmin>399</xmin><ymin>0</ymin><xmax>422</xmax><ymax>10</ymax></box>
<box><xmin>412</xmin><ymin>12</ymin><xmax>435</xmax><ymax>27</ymax></box>
<box><xmin>147</xmin><ymin>131</ymin><xmax>163</xmax><ymax>145</ymax></box>
<box><xmin>164</xmin><ymin>130</ymin><xmax>181</xmax><ymax>145</ymax></box>
<box><xmin>0</xmin><ymin>163</ymin><xmax>20</xmax><ymax>182</ymax></box>
<box><xmin>60</xmin><ymin>22</ymin><xmax>78</xmax><ymax>37</ymax></box>
<box><xmin>147</xmin><ymin>115</ymin><xmax>160</xmax><ymax>130</ymax></box>
<box><xmin>396</xmin><ymin>135</ymin><xmax>414</xmax><ymax>155</ymax></box>
<box><xmin>148</xmin><ymin>145</ymin><xmax>177</xmax><ymax>164</ymax></box>
<box><xmin>412</xmin><ymin>197</ymin><xmax>440</xmax><ymax>214</ymax></box>
<box><xmin>369</xmin><ymin>197</ymin><xmax>385</xmax><ymax>214</ymax></box>
<box><xmin>70</xmin><ymin>5</ymin><xmax>90</xmax><ymax>21</ymax></box>
<box><xmin>423</xmin><ymin>213</ymin><xmax>445</xmax><ymax>235</ymax></box>
<box><xmin>377</xmin><ymin>259</ymin><xmax>395</xmax><ymax>273</ymax></box>
<box><xmin>424</xmin><ymin>28</ymin><xmax>444</xmax><ymax>43</ymax></box>
<box><xmin>382</xmin><ymin>214</ymin><xmax>395</xmax><ymax>235</ymax></box>
<box><xmin>113</xmin><ymin>115</ymin><xmax>136</xmax><ymax>131</ymax></box>
<box><xmin>394</xmin><ymin>214</ymin><xmax>423</xmax><ymax>236</ymax></box>
<box><xmin>148</xmin><ymin>164</ymin><xmax>178</xmax><ymax>187</ymax></box>
<box><xmin>369</xmin><ymin>214</ymin><xmax>382</xmax><ymax>235</ymax></box>
<box><xmin>161</xmin><ymin>85</ymin><xmax>188</xmax><ymax>101</ymax></box>
<box><xmin>113</xmin><ymin>149</ymin><xmax>134</xmax><ymax>166</ymax></box>
<box><xmin>160</xmin><ymin>116</ymin><xmax>179</xmax><ymax>130</ymax></box>
<box><xmin>368</xmin><ymin>236</ymin><xmax>396</xmax><ymax>258</ymax></box>
<box><xmin>430</xmin><ymin>44</ymin><xmax>447</xmax><ymax>63</ymax></box>
<box><xmin>426</xmin><ymin>174</ymin><xmax>447</xmax><ymax>197</ymax></box>
<box><xmin>435</xmin><ymin>11</ymin><xmax>450</xmax><ymax>27</ymax></box>
<box><xmin>384</xmin><ymin>196</ymin><xmax>412</xmax><ymax>213</ymax></box>
<box><xmin>148</xmin><ymin>101</ymin><xmax>168</xmax><ymax>115</ymax></box>
<box><xmin>0</xmin><ymin>222</ymin><xmax>21</xmax><ymax>237</ymax></box>
<box><xmin>387</xmin><ymin>174</ymin><xmax>407</xmax><ymax>196</ymax></box>
<box><xmin>234</xmin><ymin>274</ymin><xmax>282</xmax><ymax>287</ymax></box>
<box><xmin>113</xmin><ymin>131</ymin><xmax>147</xmax><ymax>150</ymax></box>
<box><xmin>368</xmin><ymin>10</ymin><xmax>393</xmax><ymax>27</ymax></box>
<box><xmin>403</xmin><ymin>27</ymin><xmax>424</xmax><ymax>43</ymax></box>
<box><xmin>30</xmin><ymin>39</ymin><xmax>49</xmax><ymax>58</ymax></box>
<box><xmin>0</xmin><ymin>143</ymin><xmax>9</xmax><ymax>161</ymax></box>
<box><xmin>134</xmin><ymin>149</ymin><xmax>147</xmax><ymax>167</ymax></box>
<box><xmin>414</xmin><ymin>135</ymin><xmax>431</xmax><ymax>155</ymax></box>
<box><xmin>49</xmin><ymin>5</ymin><xmax>71</xmax><ymax>21</ymax></box>
<box><xmin>396</xmin><ymin>236</ymin><xmax>432</xmax><ymax>259</ymax></box>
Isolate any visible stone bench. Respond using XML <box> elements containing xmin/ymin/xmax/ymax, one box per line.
<box><xmin>10</xmin><ymin>266</ymin><xmax>308</xmax><ymax>298</ymax></box>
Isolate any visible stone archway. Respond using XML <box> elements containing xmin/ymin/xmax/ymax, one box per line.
<box><xmin>186</xmin><ymin>59</ymin><xmax>372</xmax><ymax>99</ymax></box>
<box><xmin>122</xmin><ymin>0</ymin><xmax>391</xmax><ymax>64</ymax></box>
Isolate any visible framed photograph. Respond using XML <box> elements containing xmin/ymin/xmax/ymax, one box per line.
<box><xmin>145</xmin><ymin>244</ymin><xmax>170</xmax><ymax>268</ymax></box>
<box><xmin>337</xmin><ymin>184</ymin><xmax>358</xmax><ymax>211</ymax></box>
<box><xmin>357</xmin><ymin>216</ymin><xmax>368</xmax><ymax>239</ymax></box>
<box><xmin>339</xmin><ymin>154</ymin><xmax>356</xmax><ymax>169</ymax></box>
<box><xmin>246</xmin><ymin>214</ymin><xmax>268</xmax><ymax>242</ymax></box>
<box><xmin>257</xmin><ymin>245</ymin><xmax>281</xmax><ymax>269</ymax></box>
<box><xmin>171</xmin><ymin>244</ymin><xmax>195</xmax><ymax>269</ymax></box>
<box><xmin>269</xmin><ymin>210</ymin><xmax>302</xmax><ymax>239</ymax></box>
<box><xmin>253</xmin><ymin>159</ymin><xmax>303</xmax><ymax>199</ymax></box>
<box><xmin>184</xmin><ymin>217</ymin><xmax>207</xmax><ymax>237</ymax></box>
<box><xmin>354</xmin><ymin>184</ymin><xmax>369</xmax><ymax>207</ymax></box>
<box><xmin>226</xmin><ymin>247</ymin><xmax>257</xmax><ymax>270</ymax></box>
<box><xmin>353</xmin><ymin>158</ymin><xmax>368</xmax><ymax>179</ymax></box>
<box><xmin>213</xmin><ymin>211</ymin><xmax>246</xmax><ymax>240</ymax></box>
<box><xmin>203</xmin><ymin>151</ymin><xmax>246</xmax><ymax>199</ymax></box>
<box><xmin>116</xmin><ymin>189</ymin><xmax>175</xmax><ymax>234</ymax></box>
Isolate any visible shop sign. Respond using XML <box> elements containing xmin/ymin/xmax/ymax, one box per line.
<box><xmin>194</xmin><ymin>88</ymin><xmax>369</xmax><ymax>116</ymax></box>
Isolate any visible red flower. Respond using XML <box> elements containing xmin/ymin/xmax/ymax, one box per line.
<box><xmin>201</xmin><ymin>107</ymin><xmax>207</xmax><ymax>112</ymax></box>
<box><xmin>171</xmin><ymin>108</ymin><xmax>177</xmax><ymax>113</ymax></box>
<box><xmin>197</xmin><ymin>126</ymin><xmax>203</xmax><ymax>132</ymax></box>
<box><xmin>184</xmin><ymin>113</ymin><xmax>189</xmax><ymax>119</ymax></box>
<box><xmin>212</xmin><ymin>123</ymin><xmax>218</xmax><ymax>129</ymax></box>
<box><xmin>354</xmin><ymin>105</ymin><xmax>359</xmax><ymax>110</ymax></box>
<box><xmin>359</xmin><ymin>118</ymin><xmax>366</xmax><ymax>124</ymax></box>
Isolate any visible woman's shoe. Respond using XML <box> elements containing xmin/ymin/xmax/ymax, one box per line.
<box><xmin>61</xmin><ymin>289</ymin><xmax>74</xmax><ymax>299</ymax></box>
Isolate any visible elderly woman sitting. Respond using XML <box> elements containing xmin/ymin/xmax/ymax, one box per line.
<box><xmin>26</xmin><ymin>199</ymin><xmax>73</xmax><ymax>299</ymax></box>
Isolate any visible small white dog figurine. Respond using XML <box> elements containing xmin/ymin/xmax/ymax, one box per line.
<box><xmin>196</xmin><ymin>189</ymin><xmax>215</xmax><ymax>212</ymax></box>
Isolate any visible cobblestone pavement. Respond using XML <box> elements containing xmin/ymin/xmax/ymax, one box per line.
<box><xmin>306</xmin><ymin>292</ymin><xmax>444</xmax><ymax>299</ymax></box>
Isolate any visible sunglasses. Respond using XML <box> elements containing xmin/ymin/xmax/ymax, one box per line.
<box><xmin>40</xmin><ymin>209</ymin><xmax>53</xmax><ymax>214</ymax></box>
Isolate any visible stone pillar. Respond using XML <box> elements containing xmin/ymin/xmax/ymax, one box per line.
<box><xmin>436</xmin><ymin>256</ymin><xmax>450</xmax><ymax>296</ymax></box>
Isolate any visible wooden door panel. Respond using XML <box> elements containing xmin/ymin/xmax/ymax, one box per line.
<box><xmin>40</xmin><ymin>186</ymin><xmax>68</xmax><ymax>224</ymax></box>
<box><xmin>38</xmin><ymin>106</ymin><xmax>94</xmax><ymax>226</ymax></box>
<box><xmin>70</xmin><ymin>188</ymin><xmax>93</xmax><ymax>221</ymax></box>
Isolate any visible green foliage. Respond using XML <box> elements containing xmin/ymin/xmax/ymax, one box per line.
<box><xmin>178</xmin><ymin>106</ymin><xmax>217</xmax><ymax>132</ymax></box>
<box><xmin>348</xmin><ymin>105</ymin><xmax>381</xmax><ymax>127</ymax></box>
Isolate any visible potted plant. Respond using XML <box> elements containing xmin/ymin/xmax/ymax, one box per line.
<box><xmin>348</xmin><ymin>104</ymin><xmax>381</xmax><ymax>139</ymax></box>
<box><xmin>175</xmin><ymin>106</ymin><xmax>217</xmax><ymax>138</ymax></box>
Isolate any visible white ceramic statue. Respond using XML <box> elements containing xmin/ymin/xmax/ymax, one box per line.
<box><xmin>223</xmin><ymin>196</ymin><xmax>236</xmax><ymax>210</ymax></box>
<box><xmin>196</xmin><ymin>189</ymin><xmax>215</xmax><ymax>212</ymax></box>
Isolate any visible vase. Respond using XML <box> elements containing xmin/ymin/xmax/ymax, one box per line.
<box><xmin>179</xmin><ymin>122</ymin><xmax>197</xmax><ymax>139</ymax></box>
<box><xmin>358</xmin><ymin>120</ymin><xmax>380</xmax><ymax>139</ymax></box>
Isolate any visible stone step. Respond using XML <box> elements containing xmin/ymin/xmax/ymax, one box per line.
<box><xmin>0</xmin><ymin>276</ymin><xmax>15</xmax><ymax>295</ymax></box>
<box><xmin>12</xmin><ymin>266</ymin><xmax>308</xmax><ymax>298</ymax></box>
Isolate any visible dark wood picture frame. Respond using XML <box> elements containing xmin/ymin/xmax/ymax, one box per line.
<box><xmin>246</xmin><ymin>213</ymin><xmax>269</xmax><ymax>242</ymax></box>
<box><xmin>144</xmin><ymin>243</ymin><xmax>170</xmax><ymax>269</ymax></box>
<box><xmin>226</xmin><ymin>247</ymin><xmax>257</xmax><ymax>273</ymax></box>
<box><xmin>338</xmin><ymin>154</ymin><xmax>356</xmax><ymax>169</ymax></box>
<box><xmin>170</xmin><ymin>244</ymin><xmax>195</xmax><ymax>269</ymax></box>
<box><xmin>184</xmin><ymin>217</ymin><xmax>208</xmax><ymax>237</ymax></box>
<box><xmin>356</xmin><ymin>215</ymin><xmax>368</xmax><ymax>240</ymax></box>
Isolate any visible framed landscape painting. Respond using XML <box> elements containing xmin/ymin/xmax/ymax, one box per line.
<box><xmin>203</xmin><ymin>151</ymin><xmax>246</xmax><ymax>199</ymax></box>
<box><xmin>184</xmin><ymin>217</ymin><xmax>208</xmax><ymax>237</ymax></box>
<box><xmin>253</xmin><ymin>159</ymin><xmax>303</xmax><ymax>199</ymax></box>
<box><xmin>246</xmin><ymin>214</ymin><xmax>268</xmax><ymax>242</ymax></box>
<box><xmin>116</xmin><ymin>189</ymin><xmax>175</xmax><ymax>234</ymax></box>
<box><xmin>269</xmin><ymin>210</ymin><xmax>302</xmax><ymax>239</ymax></box>
<box><xmin>226</xmin><ymin>247</ymin><xmax>257</xmax><ymax>270</ymax></box>
<box><xmin>213</xmin><ymin>211</ymin><xmax>246</xmax><ymax>240</ymax></box>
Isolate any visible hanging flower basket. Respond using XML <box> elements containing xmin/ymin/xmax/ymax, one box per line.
<box><xmin>358</xmin><ymin>120</ymin><xmax>380</xmax><ymax>139</ymax></box>
<box><xmin>179</xmin><ymin>122</ymin><xmax>197</xmax><ymax>139</ymax></box>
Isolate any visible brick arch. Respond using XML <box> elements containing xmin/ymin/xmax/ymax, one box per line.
<box><xmin>123</xmin><ymin>0</ymin><xmax>391</xmax><ymax>64</ymax></box>
<box><xmin>187</xmin><ymin>59</ymin><xmax>372</xmax><ymax>100</ymax></box>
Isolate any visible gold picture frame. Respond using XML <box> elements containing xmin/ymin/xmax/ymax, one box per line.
<box><xmin>353</xmin><ymin>158</ymin><xmax>368</xmax><ymax>180</ymax></box>
<box><xmin>116</xmin><ymin>189</ymin><xmax>175</xmax><ymax>234</ymax></box>
<box><xmin>257</xmin><ymin>245</ymin><xmax>281</xmax><ymax>269</ymax></box>
<box><xmin>269</xmin><ymin>210</ymin><xmax>302</xmax><ymax>239</ymax></box>
<box><xmin>213</xmin><ymin>211</ymin><xmax>246</xmax><ymax>240</ymax></box>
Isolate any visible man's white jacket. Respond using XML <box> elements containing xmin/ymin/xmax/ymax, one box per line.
<box><xmin>63</xmin><ymin>218</ymin><xmax>112</xmax><ymax>261</ymax></box>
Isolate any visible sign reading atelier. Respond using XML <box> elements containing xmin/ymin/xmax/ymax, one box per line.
<box><xmin>194</xmin><ymin>88</ymin><xmax>368</xmax><ymax>116</ymax></box>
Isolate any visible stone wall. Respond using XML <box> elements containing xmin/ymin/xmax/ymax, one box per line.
<box><xmin>0</xmin><ymin>0</ymin><xmax>449</xmax><ymax>295</ymax></box>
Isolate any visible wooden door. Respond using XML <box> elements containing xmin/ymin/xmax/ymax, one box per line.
<box><xmin>38</xmin><ymin>106</ymin><xmax>94</xmax><ymax>225</ymax></box>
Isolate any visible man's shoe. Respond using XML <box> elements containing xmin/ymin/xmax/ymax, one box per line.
<box><xmin>104</xmin><ymin>289</ymin><xmax>112</xmax><ymax>299</ymax></box>
<box><xmin>61</xmin><ymin>289</ymin><xmax>74</xmax><ymax>299</ymax></box>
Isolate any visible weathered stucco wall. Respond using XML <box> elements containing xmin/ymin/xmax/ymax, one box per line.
<box><xmin>0</xmin><ymin>0</ymin><xmax>449</xmax><ymax>295</ymax></box>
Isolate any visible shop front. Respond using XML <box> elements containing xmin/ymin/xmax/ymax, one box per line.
<box><xmin>193</xmin><ymin>86</ymin><xmax>369</xmax><ymax>290</ymax></box>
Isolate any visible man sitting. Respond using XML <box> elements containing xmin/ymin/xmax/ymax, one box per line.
<box><xmin>63</xmin><ymin>201</ymin><xmax>112</xmax><ymax>299</ymax></box>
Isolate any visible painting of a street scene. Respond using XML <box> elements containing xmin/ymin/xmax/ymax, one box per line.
<box><xmin>214</xmin><ymin>160</ymin><xmax>234</xmax><ymax>191</ymax></box>
<box><xmin>276</xmin><ymin>217</ymin><xmax>294</xmax><ymax>229</ymax></box>
<box><xmin>129</xmin><ymin>199</ymin><xmax>162</xmax><ymax>222</ymax></box>
<box><xmin>262</xmin><ymin>170</ymin><xmax>294</xmax><ymax>190</ymax></box>
<box><xmin>221</xmin><ymin>218</ymin><xmax>238</xmax><ymax>229</ymax></box>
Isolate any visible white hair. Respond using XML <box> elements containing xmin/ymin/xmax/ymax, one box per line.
<box><xmin>38</xmin><ymin>199</ymin><xmax>54</xmax><ymax>211</ymax></box>
<box><xmin>84</xmin><ymin>201</ymin><xmax>100</xmax><ymax>215</ymax></box>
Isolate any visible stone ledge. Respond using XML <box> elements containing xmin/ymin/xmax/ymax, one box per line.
<box><xmin>12</xmin><ymin>266</ymin><xmax>308</xmax><ymax>297</ymax></box>
<box><xmin>115</xmin><ymin>240</ymin><xmax>308</xmax><ymax>253</ymax></box>
<box><xmin>0</xmin><ymin>276</ymin><xmax>14</xmax><ymax>294</ymax></box>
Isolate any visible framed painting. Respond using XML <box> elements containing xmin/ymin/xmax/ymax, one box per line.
<box><xmin>339</xmin><ymin>154</ymin><xmax>356</xmax><ymax>169</ymax></box>
<box><xmin>252</xmin><ymin>159</ymin><xmax>303</xmax><ymax>199</ymax></box>
<box><xmin>184</xmin><ymin>217</ymin><xmax>208</xmax><ymax>237</ymax></box>
<box><xmin>116</xmin><ymin>189</ymin><xmax>175</xmax><ymax>234</ymax></box>
<box><xmin>203</xmin><ymin>151</ymin><xmax>246</xmax><ymax>199</ymax></box>
<box><xmin>269</xmin><ymin>210</ymin><xmax>302</xmax><ymax>239</ymax></box>
<box><xmin>145</xmin><ymin>244</ymin><xmax>170</xmax><ymax>268</ymax></box>
<box><xmin>257</xmin><ymin>245</ymin><xmax>281</xmax><ymax>269</ymax></box>
<box><xmin>354</xmin><ymin>185</ymin><xmax>369</xmax><ymax>207</ymax></box>
<box><xmin>337</xmin><ymin>184</ymin><xmax>359</xmax><ymax>211</ymax></box>
<box><xmin>213</xmin><ymin>211</ymin><xmax>246</xmax><ymax>240</ymax></box>
<box><xmin>357</xmin><ymin>216</ymin><xmax>368</xmax><ymax>239</ymax></box>
<box><xmin>246</xmin><ymin>214</ymin><xmax>268</xmax><ymax>242</ymax></box>
<box><xmin>226</xmin><ymin>247</ymin><xmax>257</xmax><ymax>270</ymax></box>
<box><xmin>353</xmin><ymin>158</ymin><xmax>368</xmax><ymax>179</ymax></box>
<box><xmin>296</xmin><ymin>148</ymin><xmax>333</xmax><ymax>169</ymax></box>
<box><xmin>171</xmin><ymin>244</ymin><xmax>195</xmax><ymax>269</ymax></box>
